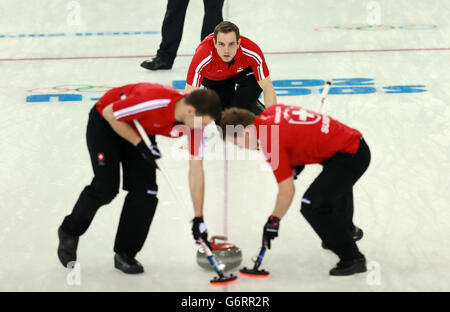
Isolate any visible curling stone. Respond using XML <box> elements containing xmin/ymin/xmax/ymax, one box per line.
<box><xmin>196</xmin><ymin>236</ymin><xmax>242</xmax><ymax>271</ymax></box>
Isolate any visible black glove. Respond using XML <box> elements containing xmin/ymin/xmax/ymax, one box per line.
<box><xmin>291</xmin><ymin>165</ymin><xmax>305</xmax><ymax>180</ymax></box>
<box><xmin>252</xmin><ymin>99</ymin><xmax>266</xmax><ymax>116</ymax></box>
<box><xmin>136</xmin><ymin>140</ymin><xmax>159</xmax><ymax>168</ymax></box>
<box><xmin>192</xmin><ymin>217</ymin><xmax>211</xmax><ymax>248</ymax></box>
<box><xmin>148</xmin><ymin>135</ymin><xmax>161</xmax><ymax>160</ymax></box>
<box><xmin>263</xmin><ymin>216</ymin><xmax>280</xmax><ymax>249</ymax></box>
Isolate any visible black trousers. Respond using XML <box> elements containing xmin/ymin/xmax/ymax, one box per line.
<box><xmin>61</xmin><ymin>106</ymin><xmax>158</xmax><ymax>257</ymax></box>
<box><xmin>300</xmin><ymin>138</ymin><xmax>371</xmax><ymax>261</ymax></box>
<box><xmin>202</xmin><ymin>67</ymin><xmax>265</xmax><ymax>118</ymax></box>
<box><xmin>157</xmin><ymin>0</ymin><xmax>224</xmax><ymax>64</ymax></box>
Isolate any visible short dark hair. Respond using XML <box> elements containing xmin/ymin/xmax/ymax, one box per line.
<box><xmin>220</xmin><ymin>108</ymin><xmax>255</xmax><ymax>139</ymax></box>
<box><xmin>184</xmin><ymin>89</ymin><xmax>222</xmax><ymax>120</ymax></box>
<box><xmin>214</xmin><ymin>21</ymin><xmax>240</xmax><ymax>42</ymax></box>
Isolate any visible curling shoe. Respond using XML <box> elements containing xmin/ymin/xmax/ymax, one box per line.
<box><xmin>114</xmin><ymin>253</ymin><xmax>144</xmax><ymax>274</ymax></box>
<box><xmin>329</xmin><ymin>257</ymin><xmax>367</xmax><ymax>276</ymax></box>
<box><xmin>322</xmin><ymin>226</ymin><xmax>363</xmax><ymax>250</ymax></box>
<box><xmin>140</xmin><ymin>56</ymin><xmax>172</xmax><ymax>70</ymax></box>
<box><xmin>57</xmin><ymin>226</ymin><xmax>79</xmax><ymax>268</ymax></box>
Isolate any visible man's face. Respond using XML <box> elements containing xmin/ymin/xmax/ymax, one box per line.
<box><xmin>214</xmin><ymin>32</ymin><xmax>241</xmax><ymax>63</ymax></box>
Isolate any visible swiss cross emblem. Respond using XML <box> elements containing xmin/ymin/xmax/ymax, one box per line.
<box><xmin>97</xmin><ymin>153</ymin><xmax>105</xmax><ymax>162</ymax></box>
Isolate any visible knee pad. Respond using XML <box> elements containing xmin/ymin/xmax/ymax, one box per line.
<box><xmin>122</xmin><ymin>190</ymin><xmax>158</xmax><ymax>222</ymax></box>
<box><xmin>300</xmin><ymin>197</ymin><xmax>314</xmax><ymax>217</ymax></box>
<box><xmin>122</xmin><ymin>171</ymin><xmax>157</xmax><ymax>193</ymax></box>
<box><xmin>124</xmin><ymin>190</ymin><xmax>158</xmax><ymax>211</ymax></box>
<box><xmin>300</xmin><ymin>196</ymin><xmax>332</xmax><ymax>217</ymax></box>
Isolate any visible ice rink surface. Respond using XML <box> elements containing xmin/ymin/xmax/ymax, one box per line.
<box><xmin>0</xmin><ymin>0</ymin><xmax>449</xmax><ymax>292</ymax></box>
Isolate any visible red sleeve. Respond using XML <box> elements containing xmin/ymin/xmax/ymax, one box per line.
<box><xmin>186</xmin><ymin>45</ymin><xmax>213</xmax><ymax>87</ymax></box>
<box><xmin>241</xmin><ymin>39</ymin><xmax>270</xmax><ymax>81</ymax></box>
<box><xmin>271</xmin><ymin>147</ymin><xmax>293</xmax><ymax>183</ymax></box>
<box><xmin>188</xmin><ymin>128</ymin><xmax>204</xmax><ymax>158</ymax></box>
<box><xmin>111</xmin><ymin>83</ymin><xmax>181</xmax><ymax>121</ymax></box>
<box><xmin>112</xmin><ymin>96</ymin><xmax>171</xmax><ymax>121</ymax></box>
<box><xmin>96</xmin><ymin>84</ymin><xmax>137</xmax><ymax>114</ymax></box>
<box><xmin>257</xmin><ymin>118</ymin><xmax>292</xmax><ymax>183</ymax></box>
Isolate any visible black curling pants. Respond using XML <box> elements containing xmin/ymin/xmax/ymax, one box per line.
<box><xmin>202</xmin><ymin>67</ymin><xmax>265</xmax><ymax>120</ymax></box>
<box><xmin>157</xmin><ymin>0</ymin><xmax>224</xmax><ymax>64</ymax></box>
<box><xmin>61</xmin><ymin>106</ymin><xmax>158</xmax><ymax>257</ymax></box>
<box><xmin>300</xmin><ymin>138</ymin><xmax>371</xmax><ymax>261</ymax></box>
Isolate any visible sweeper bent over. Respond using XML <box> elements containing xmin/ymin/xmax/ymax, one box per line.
<box><xmin>220</xmin><ymin>105</ymin><xmax>371</xmax><ymax>276</ymax></box>
<box><xmin>57</xmin><ymin>83</ymin><xmax>221</xmax><ymax>274</ymax></box>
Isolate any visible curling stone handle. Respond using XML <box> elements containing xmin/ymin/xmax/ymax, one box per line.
<box><xmin>210</xmin><ymin>235</ymin><xmax>228</xmax><ymax>243</ymax></box>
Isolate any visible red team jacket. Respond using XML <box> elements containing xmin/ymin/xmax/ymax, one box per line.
<box><xmin>186</xmin><ymin>34</ymin><xmax>270</xmax><ymax>87</ymax></box>
<box><xmin>254</xmin><ymin>104</ymin><xmax>363</xmax><ymax>183</ymax></box>
<box><xmin>96</xmin><ymin>83</ymin><xmax>203</xmax><ymax>157</ymax></box>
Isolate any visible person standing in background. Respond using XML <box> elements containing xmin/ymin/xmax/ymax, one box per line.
<box><xmin>185</xmin><ymin>21</ymin><xmax>277</xmax><ymax>119</ymax></box>
<box><xmin>141</xmin><ymin>0</ymin><xmax>224</xmax><ymax>70</ymax></box>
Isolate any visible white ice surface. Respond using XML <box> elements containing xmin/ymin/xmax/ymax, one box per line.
<box><xmin>0</xmin><ymin>0</ymin><xmax>449</xmax><ymax>291</ymax></box>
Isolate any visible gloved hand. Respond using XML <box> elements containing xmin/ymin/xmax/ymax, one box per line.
<box><xmin>291</xmin><ymin>165</ymin><xmax>305</xmax><ymax>180</ymax></box>
<box><xmin>149</xmin><ymin>135</ymin><xmax>161</xmax><ymax>160</ymax></box>
<box><xmin>136</xmin><ymin>140</ymin><xmax>159</xmax><ymax>169</ymax></box>
<box><xmin>192</xmin><ymin>216</ymin><xmax>211</xmax><ymax>249</ymax></box>
<box><xmin>263</xmin><ymin>215</ymin><xmax>280</xmax><ymax>249</ymax></box>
